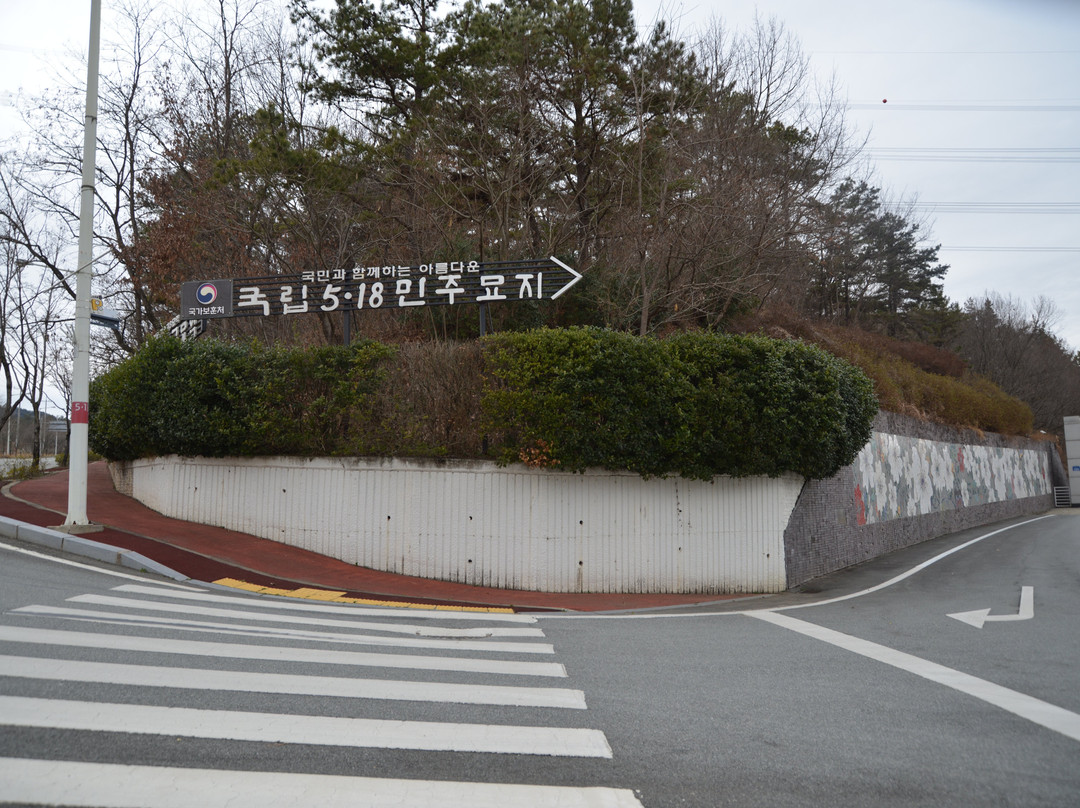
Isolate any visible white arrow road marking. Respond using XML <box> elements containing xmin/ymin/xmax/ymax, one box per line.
<box><xmin>549</xmin><ymin>256</ymin><xmax>583</xmax><ymax>298</ymax></box>
<box><xmin>0</xmin><ymin>759</ymin><xmax>646</xmax><ymax>808</ymax></box>
<box><xmin>947</xmin><ymin>586</ymin><xmax>1034</xmax><ymax>629</ymax></box>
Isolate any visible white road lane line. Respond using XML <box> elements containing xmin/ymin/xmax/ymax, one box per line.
<box><xmin>0</xmin><ymin>625</ymin><xmax>568</xmax><ymax>677</ymax></box>
<box><xmin>111</xmin><ymin>583</ymin><xmax>539</xmax><ymax>622</ymax></box>
<box><xmin>0</xmin><ymin>758</ymin><xmax>645</xmax><ymax>808</ymax></box>
<box><xmin>0</xmin><ymin>654</ymin><xmax>586</xmax><ymax>709</ymax></box>
<box><xmin>0</xmin><ymin>539</ymin><xmax>196</xmax><ymax>587</ymax></box>
<box><xmin>15</xmin><ymin>604</ymin><xmax>554</xmax><ymax>654</ymax></box>
<box><xmin>750</xmin><ymin>609</ymin><xmax>1080</xmax><ymax>744</ymax></box>
<box><xmin>63</xmin><ymin>594</ymin><xmax>545</xmax><ymax>638</ymax></box>
<box><xmin>0</xmin><ymin>695</ymin><xmax>613</xmax><ymax>757</ymax></box>
<box><xmin>766</xmin><ymin>516</ymin><xmax>1056</xmax><ymax>613</ymax></box>
<box><xmin>535</xmin><ymin>514</ymin><xmax>1058</xmax><ymax>622</ymax></box>
<box><xmin>536</xmin><ymin>515</ymin><xmax>1056</xmax><ymax>620</ymax></box>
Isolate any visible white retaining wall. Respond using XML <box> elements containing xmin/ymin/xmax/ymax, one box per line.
<box><xmin>113</xmin><ymin>426</ymin><xmax>1054</xmax><ymax>594</ymax></box>
<box><xmin>116</xmin><ymin>455</ymin><xmax>803</xmax><ymax>593</ymax></box>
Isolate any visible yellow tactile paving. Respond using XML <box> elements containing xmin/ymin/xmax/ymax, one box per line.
<box><xmin>213</xmin><ymin>579</ymin><xmax>263</xmax><ymax>592</ymax></box>
<box><xmin>289</xmin><ymin>588</ymin><xmax>349</xmax><ymax>601</ymax></box>
<box><xmin>212</xmin><ymin>577</ymin><xmax>515</xmax><ymax>613</ymax></box>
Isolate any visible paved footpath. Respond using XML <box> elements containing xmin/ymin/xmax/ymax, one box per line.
<box><xmin>1</xmin><ymin>462</ymin><xmax>750</xmax><ymax>613</ymax></box>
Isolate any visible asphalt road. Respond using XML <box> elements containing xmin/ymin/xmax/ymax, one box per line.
<box><xmin>1</xmin><ymin>511</ymin><xmax>1078</xmax><ymax>807</ymax></box>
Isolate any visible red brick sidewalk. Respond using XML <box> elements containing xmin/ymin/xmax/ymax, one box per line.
<box><xmin>3</xmin><ymin>462</ymin><xmax>751</xmax><ymax>612</ymax></box>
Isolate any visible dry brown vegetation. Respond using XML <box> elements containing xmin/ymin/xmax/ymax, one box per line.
<box><xmin>732</xmin><ymin>307</ymin><xmax>1034</xmax><ymax>436</ymax></box>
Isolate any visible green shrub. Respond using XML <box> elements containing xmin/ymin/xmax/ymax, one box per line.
<box><xmin>91</xmin><ymin>329</ymin><xmax>878</xmax><ymax>480</ymax></box>
<box><xmin>2</xmin><ymin>460</ymin><xmax>43</xmax><ymax>481</ymax></box>
<box><xmin>89</xmin><ymin>335</ymin><xmax>187</xmax><ymax>461</ymax></box>
<box><xmin>245</xmin><ymin>341</ymin><xmax>395</xmax><ymax>455</ymax></box>
<box><xmin>483</xmin><ymin>328</ymin><xmax>878</xmax><ymax>479</ymax></box>
<box><xmin>89</xmin><ymin>336</ymin><xmax>394</xmax><ymax>460</ymax></box>
<box><xmin>482</xmin><ymin>328</ymin><xmax>695</xmax><ymax>477</ymax></box>
<box><xmin>158</xmin><ymin>338</ymin><xmax>259</xmax><ymax>457</ymax></box>
<box><xmin>666</xmin><ymin>332</ymin><xmax>877</xmax><ymax>479</ymax></box>
<box><xmin>731</xmin><ymin>309</ymin><xmax>1031</xmax><ymax>436</ymax></box>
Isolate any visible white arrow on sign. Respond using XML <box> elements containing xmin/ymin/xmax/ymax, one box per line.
<box><xmin>947</xmin><ymin>585</ymin><xmax>1034</xmax><ymax>629</ymax></box>
<box><xmin>548</xmin><ymin>256</ymin><xmax>583</xmax><ymax>299</ymax></box>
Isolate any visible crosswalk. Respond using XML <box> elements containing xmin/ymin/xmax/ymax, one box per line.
<box><xmin>0</xmin><ymin>579</ymin><xmax>643</xmax><ymax>807</ymax></box>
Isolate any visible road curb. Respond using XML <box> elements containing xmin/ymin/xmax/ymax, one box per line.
<box><xmin>0</xmin><ymin>510</ymin><xmax>189</xmax><ymax>582</ymax></box>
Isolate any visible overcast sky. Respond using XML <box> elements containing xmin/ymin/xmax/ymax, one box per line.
<box><xmin>637</xmin><ymin>0</ymin><xmax>1080</xmax><ymax>351</ymax></box>
<box><xmin>2</xmin><ymin>0</ymin><xmax>1079</xmax><ymax>352</ymax></box>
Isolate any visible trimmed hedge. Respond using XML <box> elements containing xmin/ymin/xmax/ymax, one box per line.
<box><xmin>481</xmin><ymin>328</ymin><xmax>697</xmax><ymax>478</ymax></box>
<box><xmin>90</xmin><ymin>329</ymin><xmax>878</xmax><ymax>480</ymax></box>
<box><xmin>89</xmin><ymin>336</ymin><xmax>394</xmax><ymax>461</ymax></box>
<box><xmin>483</xmin><ymin>328</ymin><xmax>878</xmax><ymax>479</ymax></box>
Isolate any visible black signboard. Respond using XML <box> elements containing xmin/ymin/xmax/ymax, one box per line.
<box><xmin>179</xmin><ymin>257</ymin><xmax>581</xmax><ymax>319</ymax></box>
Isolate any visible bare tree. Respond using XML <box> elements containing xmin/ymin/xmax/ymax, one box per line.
<box><xmin>0</xmin><ymin>242</ymin><xmax>33</xmax><ymax>439</ymax></box>
<box><xmin>597</xmin><ymin>15</ymin><xmax>862</xmax><ymax>335</ymax></box>
<box><xmin>18</xmin><ymin>267</ymin><xmax>67</xmax><ymax>467</ymax></box>
<box><xmin>956</xmin><ymin>293</ymin><xmax>1080</xmax><ymax>435</ymax></box>
<box><xmin>0</xmin><ymin>1</ymin><xmax>167</xmax><ymax>353</ymax></box>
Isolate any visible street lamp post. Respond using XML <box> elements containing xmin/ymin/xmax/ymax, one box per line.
<box><xmin>62</xmin><ymin>0</ymin><xmax>101</xmax><ymax>531</ymax></box>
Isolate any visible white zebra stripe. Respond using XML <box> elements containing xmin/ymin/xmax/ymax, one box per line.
<box><xmin>0</xmin><ymin>695</ymin><xmax>613</xmax><ymax>757</ymax></box>
<box><xmin>64</xmin><ymin>593</ymin><xmax>545</xmax><ymax>638</ymax></box>
<box><xmin>0</xmin><ymin>625</ymin><xmax>567</xmax><ymax>677</ymax></box>
<box><xmin>111</xmin><ymin>583</ymin><xmax>540</xmax><ymax>622</ymax></box>
<box><xmin>0</xmin><ymin>654</ymin><xmax>586</xmax><ymax>709</ymax></box>
<box><xmin>15</xmin><ymin>604</ymin><xmax>554</xmax><ymax>654</ymax></box>
<box><xmin>0</xmin><ymin>758</ymin><xmax>645</xmax><ymax>808</ymax></box>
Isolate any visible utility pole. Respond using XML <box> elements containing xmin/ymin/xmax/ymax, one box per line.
<box><xmin>61</xmin><ymin>0</ymin><xmax>102</xmax><ymax>532</ymax></box>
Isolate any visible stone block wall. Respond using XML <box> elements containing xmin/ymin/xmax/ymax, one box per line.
<box><xmin>783</xmin><ymin>412</ymin><xmax>1056</xmax><ymax>587</ymax></box>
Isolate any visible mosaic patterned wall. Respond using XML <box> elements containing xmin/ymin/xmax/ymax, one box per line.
<box><xmin>852</xmin><ymin>432</ymin><xmax>1051</xmax><ymax>525</ymax></box>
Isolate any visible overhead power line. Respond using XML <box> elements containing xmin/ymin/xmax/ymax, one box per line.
<box><xmin>870</xmin><ymin>147</ymin><xmax>1080</xmax><ymax>164</ymax></box>
<box><xmin>941</xmin><ymin>246</ymin><xmax>1080</xmax><ymax>252</ymax></box>
<box><xmin>818</xmin><ymin>50</ymin><xmax>1080</xmax><ymax>55</ymax></box>
<box><xmin>909</xmin><ymin>203</ymin><xmax>1080</xmax><ymax>215</ymax></box>
<box><xmin>850</xmin><ymin>102</ymin><xmax>1080</xmax><ymax>112</ymax></box>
